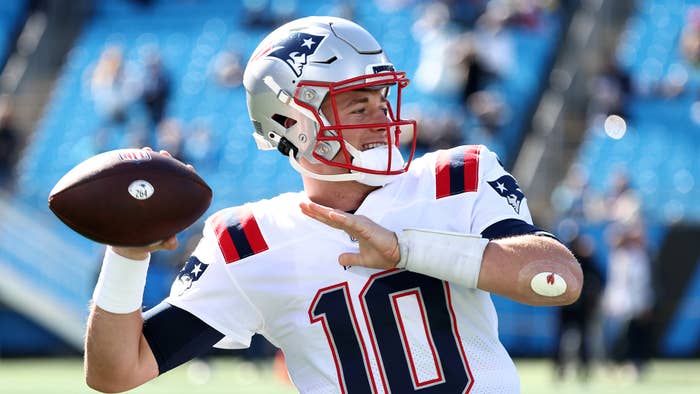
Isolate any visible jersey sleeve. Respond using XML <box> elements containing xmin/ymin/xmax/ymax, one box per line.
<box><xmin>470</xmin><ymin>145</ymin><xmax>535</xmax><ymax>233</ymax></box>
<box><xmin>429</xmin><ymin>144</ymin><xmax>535</xmax><ymax>233</ymax></box>
<box><xmin>165</xmin><ymin>214</ymin><xmax>263</xmax><ymax>350</ymax></box>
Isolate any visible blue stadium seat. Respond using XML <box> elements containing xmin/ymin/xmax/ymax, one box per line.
<box><xmin>574</xmin><ymin>0</ymin><xmax>700</xmax><ymax>223</ymax></box>
<box><xmin>0</xmin><ymin>0</ymin><xmax>28</xmax><ymax>66</ymax></box>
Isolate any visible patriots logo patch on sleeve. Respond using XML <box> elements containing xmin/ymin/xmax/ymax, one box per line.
<box><xmin>175</xmin><ymin>256</ymin><xmax>209</xmax><ymax>295</ymax></box>
<box><xmin>266</xmin><ymin>32</ymin><xmax>326</xmax><ymax>77</ymax></box>
<box><xmin>488</xmin><ymin>175</ymin><xmax>525</xmax><ymax>214</ymax></box>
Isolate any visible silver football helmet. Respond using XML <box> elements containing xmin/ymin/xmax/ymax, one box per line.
<box><xmin>243</xmin><ymin>16</ymin><xmax>417</xmax><ymax>185</ymax></box>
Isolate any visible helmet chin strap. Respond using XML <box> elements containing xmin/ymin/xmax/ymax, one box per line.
<box><xmin>289</xmin><ymin>141</ymin><xmax>404</xmax><ymax>186</ymax></box>
<box><xmin>346</xmin><ymin>143</ymin><xmax>405</xmax><ymax>186</ymax></box>
<box><xmin>288</xmin><ymin>152</ymin><xmax>364</xmax><ymax>182</ymax></box>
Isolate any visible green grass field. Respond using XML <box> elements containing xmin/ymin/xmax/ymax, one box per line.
<box><xmin>1</xmin><ymin>357</ymin><xmax>699</xmax><ymax>393</ymax></box>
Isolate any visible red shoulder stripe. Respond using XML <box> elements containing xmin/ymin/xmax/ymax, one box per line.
<box><xmin>435</xmin><ymin>150</ymin><xmax>452</xmax><ymax>199</ymax></box>
<box><xmin>213</xmin><ymin>213</ymin><xmax>240</xmax><ymax>263</ymax></box>
<box><xmin>212</xmin><ymin>206</ymin><xmax>269</xmax><ymax>264</ymax></box>
<box><xmin>238</xmin><ymin>206</ymin><xmax>269</xmax><ymax>255</ymax></box>
<box><xmin>435</xmin><ymin>145</ymin><xmax>480</xmax><ymax>199</ymax></box>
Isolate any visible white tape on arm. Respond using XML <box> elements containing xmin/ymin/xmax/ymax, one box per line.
<box><xmin>92</xmin><ymin>247</ymin><xmax>150</xmax><ymax>314</ymax></box>
<box><xmin>396</xmin><ymin>229</ymin><xmax>489</xmax><ymax>288</ymax></box>
<box><xmin>530</xmin><ymin>272</ymin><xmax>567</xmax><ymax>297</ymax></box>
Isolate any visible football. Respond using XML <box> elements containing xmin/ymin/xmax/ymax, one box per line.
<box><xmin>48</xmin><ymin>149</ymin><xmax>212</xmax><ymax>247</ymax></box>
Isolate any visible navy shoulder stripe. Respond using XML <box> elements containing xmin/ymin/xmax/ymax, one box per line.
<box><xmin>481</xmin><ymin>219</ymin><xmax>543</xmax><ymax>240</ymax></box>
<box><xmin>143</xmin><ymin>302</ymin><xmax>224</xmax><ymax>375</ymax></box>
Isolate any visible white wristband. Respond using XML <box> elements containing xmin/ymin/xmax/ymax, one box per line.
<box><xmin>396</xmin><ymin>229</ymin><xmax>489</xmax><ymax>288</ymax></box>
<box><xmin>92</xmin><ymin>247</ymin><xmax>151</xmax><ymax>314</ymax></box>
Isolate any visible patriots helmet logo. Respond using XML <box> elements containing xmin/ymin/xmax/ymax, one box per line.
<box><xmin>266</xmin><ymin>32</ymin><xmax>326</xmax><ymax>77</ymax></box>
<box><xmin>488</xmin><ymin>175</ymin><xmax>525</xmax><ymax>214</ymax></box>
<box><xmin>175</xmin><ymin>256</ymin><xmax>209</xmax><ymax>295</ymax></box>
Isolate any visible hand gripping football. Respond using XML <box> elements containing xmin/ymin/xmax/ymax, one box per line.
<box><xmin>48</xmin><ymin>149</ymin><xmax>212</xmax><ymax>246</ymax></box>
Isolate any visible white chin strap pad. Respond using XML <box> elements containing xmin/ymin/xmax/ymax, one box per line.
<box><xmin>288</xmin><ymin>142</ymin><xmax>404</xmax><ymax>186</ymax></box>
<box><xmin>349</xmin><ymin>144</ymin><xmax>405</xmax><ymax>186</ymax></box>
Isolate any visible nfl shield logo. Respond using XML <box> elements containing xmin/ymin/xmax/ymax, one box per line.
<box><xmin>119</xmin><ymin>149</ymin><xmax>152</xmax><ymax>162</ymax></box>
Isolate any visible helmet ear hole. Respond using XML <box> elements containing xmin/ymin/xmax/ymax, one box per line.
<box><xmin>272</xmin><ymin>114</ymin><xmax>297</xmax><ymax>129</ymax></box>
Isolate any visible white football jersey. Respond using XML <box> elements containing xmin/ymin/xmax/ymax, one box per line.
<box><xmin>166</xmin><ymin>145</ymin><xmax>534</xmax><ymax>393</ymax></box>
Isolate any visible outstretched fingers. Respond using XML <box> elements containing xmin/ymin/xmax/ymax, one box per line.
<box><xmin>300</xmin><ymin>201</ymin><xmax>401</xmax><ymax>270</ymax></box>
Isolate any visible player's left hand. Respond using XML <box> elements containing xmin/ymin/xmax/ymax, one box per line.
<box><xmin>300</xmin><ymin>201</ymin><xmax>401</xmax><ymax>269</ymax></box>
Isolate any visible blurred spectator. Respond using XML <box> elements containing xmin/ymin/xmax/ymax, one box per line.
<box><xmin>183</xmin><ymin>118</ymin><xmax>215</xmax><ymax>168</ymax></box>
<box><xmin>601</xmin><ymin>168</ymin><xmax>653</xmax><ymax>379</ymax></box>
<box><xmin>413</xmin><ymin>109</ymin><xmax>464</xmax><ymax>152</ymax></box>
<box><xmin>471</xmin><ymin>1</ymin><xmax>516</xmax><ymax>78</ymax></box>
<box><xmin>552</xmin><ymin>165</ymin><xmax>590</xmax><ymax>221</ymax></box>
<box><xmin>90</xmin><ymin>44</ymin><xmax>141</xmax><ymax>149</ymax></box>
<box><xmin>453</xmin><ymin>15</ymin><xmax>512</xmax><ymax>147</ymax></box>
<box><xmin>602</xmin><ymin>225</ymin><xmax>655</xmax><ymax>379</ymax></box>
<box><xmin>553</xmin><ymin>232</ymin><xmax>604</xmax><ymax>381</ymax></box>
<box><xmin>454</xmin><ymin>32</ymin><xmax>500</xmax><ymax>102</ymax></box>
<box><xmin>209</xmin><ymin>49</ymin><xmax>244</xmax><ymax>89</ymax></box>
<box><xmin>466</xmin><ymin>90</ymin><xmax>509</xmax><ymax>135</ymax></box>
<box><xmin>0</xmin><ymin>94</ymin><xmax>20</xmax><ymax>190</ymax></box>
<box><xmin>586</xmin><ymin>59</ymin><xmax>632</xmax><ymax>122</ymax></box>
<box><xmin>412</xmin><ymin>1</ymin><xmax>467</xmax><ymax>99</ymax></box>
<box><xmin>442</xmin><ymin>0</ymin><xmax>488</xmax><ymax>28</ymax></box>
<box><xmin>155</xmin><ymin>118</ymin><xmax>186</xmax><ymax>162</ymax></box>
<box><xmin>140</xmin><ymin>49</ymin><xmax>171</xmax><ymax>129</ymax></box>
<box><xmin>659</xmin><ymin>63</ymin><xmax>689</xmax><ymax>98</ymax></box>
<box><xmin>464</xmin><ymin>89</ymin><xmax>510</xmax><ymax>156</ymax></box>
<box><xmin>242</xmin><ymin>0</ymin><xmax>296</xmax><ymax>28</ymax></box>
<box><xmin>605</xmin><ymin>168</ymin><xmax>642</xmax><ymax>227</ymax></box>
<box><xmin>90</xmin><ymin>45</ymin><xmax>138</xmax><ymax>125</ymax></box>
<box><xmin>551</xmin><ymin>164</ymin><xmax>606</xmax><ymax>223</ymax></box>
<box><xmin>680</xmin><ymin>6</ymin><xmax>700</xmax><ymax>68</ymax></box>
<box><xmin>498</xmin><ymin>0</ymin><xmax>550</xmax><ymax>30</ymax></box>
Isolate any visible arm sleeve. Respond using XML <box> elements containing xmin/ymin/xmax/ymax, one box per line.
<box><xmin>481</xmin><ymin>218</ymin><xmax>559</xmax><ymax>241</ymax></box>
<box><xmin>142</xmin><ymin>302</ymin><xmax>225</xmax><ymax>375</ymax></box>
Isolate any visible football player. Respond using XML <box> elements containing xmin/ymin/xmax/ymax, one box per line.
<box><xmin>85</xmin><ymin>16</ymin><xmax>582</xmax><ymax>393</ymax></box>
